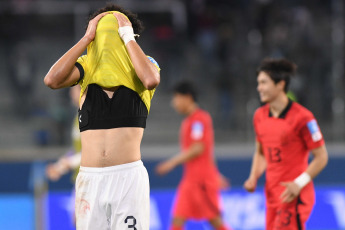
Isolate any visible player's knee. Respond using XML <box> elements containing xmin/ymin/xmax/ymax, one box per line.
<box><xmin>170</xmin><ymin>217</ymin><xmax>185</xmax><ymax>229</ymax></box>
<box><xmin>215</xmin><ymin>225</ymin><xmax>231</xmax><ymax>230</ymax></box>
<box><xmin>209</xmin><ymin>216</ymin><xmax>230</xmax><ymax>230</ymax></box>
<box><xmin>170</xmin><ymin>226</ymin><xmax>183</xmax><ymax>230</ymax></box>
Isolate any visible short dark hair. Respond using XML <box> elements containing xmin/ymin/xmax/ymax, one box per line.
<box><xmin>257</xmin><ymin>58</ymin><xmax>297</xmax><ymax>92</ymax></box>
<box><xmin>88</xmin><ymin>3</ymin><xmax>144</xmax><ymax>35</ymax></box>
<box><xmin>173</xmin><ymin>81</ymin><xmax>198</xmax><ymax>102</ymax></box>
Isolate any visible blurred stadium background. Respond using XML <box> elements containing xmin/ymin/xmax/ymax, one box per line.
<box><xmin>0</xmin><ymin>0</ymin><xmax>345</xmax><ymax>229</ymax></box>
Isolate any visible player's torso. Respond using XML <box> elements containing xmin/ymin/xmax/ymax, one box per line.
<box><xmin>80</xmin><ymin>127</ymin><xmax>144</xmax><ymax>167</ymax></box>
<box><xmin>180</xmin><ymin>109</ymin><xmax>213</xmax><ymax>152</ymax></box>
<box><xmin>255</xmin><ymin>104</ymin><xmax>310</xmax><ymax>186</ymax></box>
<box><xmin>255</xmin><ymin>102</ymin><xmax>321</xmax><ymax>206</ymax></box>
<box><xmin>180</xmin><ymin>109</ymin><xmax>218</xmax><ymax>181</ymax></box>
<box><xmin>257</xmin><ymin>116</ymin><xmax>309</xmax><ymax>173</ymax></box>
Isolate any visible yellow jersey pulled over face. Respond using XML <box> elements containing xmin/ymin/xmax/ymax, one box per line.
<box><xmin>76</xmin><ymin>12</ymin><xmax>160</xmax><ymax>112</ymax></box>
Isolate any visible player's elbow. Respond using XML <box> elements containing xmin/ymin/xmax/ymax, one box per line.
<box><xmin>315</xmin><ymin>146</ymin><xmax>329</xmax><ymax>170</ymax></box>
<box><xmin>44</xmin><ymin>70</ymin><xmax>67</xmax><ymax>89</ymax></box>
<box><xmin>145</xmin><ymin>79</ymin><xmax>160</xmax><ymax>90</ymax></box>
<box><xmin>143</xmin><ymin>73</ymin><xmax>160</xmax><ymax>90</ymax></box>
<box><xmin>44</xmin><ymin>74</ymin><xmax>59</xmax><ymax>89</ymax></box>
<box><xmin>44</xmin><ymin>75</ymin><xmax>64</xmax><ymax>89</ymax></box>
<box><xmin>193</xmin><ymin>143</ymin><xmax>205</xmax><ymax>156</ymax></box>
<box><xmin>320</xmin><ymin>151</ymin><xmax>329</xmax><ymax>168</ymax></box>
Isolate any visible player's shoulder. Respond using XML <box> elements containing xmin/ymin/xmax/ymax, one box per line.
<box><xmin>195</xmin><ymin>108</ymin><xmax>211</xmax><ymax>120</ymax></box>
<box><xmin>254</xmin><ymin>103</ymin><xmax>269</xmax><ymax>119</ymax></box>
<box><xmin>189</xmin><ymin>109</ymin><xmax>211</xmax><ymax>125</ymax></box>
<box><xmin>77</xmin><ymin>54</ymin><xmax>87</xmax><ymax>61</ymax></box>
<box><xmin>76</xmin><ymin>55</ymin><xmax>88</xmax><ymax>67</ymax></box>
<box><xmin>290</xmin><ymin>102</ymin><xmax>314</xmax><ymax>119</ymax></box>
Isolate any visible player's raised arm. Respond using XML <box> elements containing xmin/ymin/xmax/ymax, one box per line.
<box><xmin>244</xmin><ymin>141</ymin><xmax>266</xmax><ymax>192</ymax></box>
<box><xmin>113</xmin><ymin>12</ymin><xmax>160</xmax><ymax>90</ymax></box>
<box><xmin>44</xmin><ymin>12</ymin><xmax>107</xmax><ymax>89</ymax></box>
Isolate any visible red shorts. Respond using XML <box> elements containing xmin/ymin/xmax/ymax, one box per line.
<box><xmin>266</xmin><ymin>195</ymin><xmax>314</xmax><ymax>230</ymax></box>
<box><xmin>172</xmin><ymin>180</ymin><xmax>221</xmax><ymax>220</ymax></box>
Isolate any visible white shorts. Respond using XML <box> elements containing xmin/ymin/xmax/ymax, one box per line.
<box><xmin>75</xmin><ymin>160</ymin><xmax>150</xmax><ymax>230</ymax></box>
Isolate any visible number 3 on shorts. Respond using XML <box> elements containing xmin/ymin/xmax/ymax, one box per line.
<box><xmin>125</xmin><ymin>216</ymin><xmax>137</xmax><ymax>229</ymax></box>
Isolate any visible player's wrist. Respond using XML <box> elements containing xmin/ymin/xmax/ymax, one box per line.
<box><xmin>54</xmin><ymin>162</ymin><xmax>68</xmax><ymax>174</ymax></box>
<box><xmin>294</xmin><ymin>172</ymin><xmax>311</xmax><ymax>189</ymax></box>
<box><xmin>249</xmin><ymin>174</ymin><xmax>258</xmax><ymax>181</ymax></box>
<box><xmin>54</xmin><ymin>158</ymin><xmax>70</xmax><ymax>174</ymax></box>
<box><xmin>118</xmin><ymin>26</ymin><xmax>136</xmax><ymax>45</ymax></box>
<box><xmin>81</xmin><ymin>36</ymin><xmax>93</xmax><ymax>45</ymax></box>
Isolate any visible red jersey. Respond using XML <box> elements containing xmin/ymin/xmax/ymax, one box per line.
<box><xmin>180</xmin><ymin>108</ymin><xmax>219</xmax><ymax>183</ymax></box>
<box><xmin>253</xmin><ymin>101</ymin><xmax>324</xmax><ymax>206</ymax></box>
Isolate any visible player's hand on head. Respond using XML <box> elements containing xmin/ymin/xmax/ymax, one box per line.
<box><xmin>84</xmin><ymin>12</ymin><xmax>108</xmax><ymax>42</ymax></box>
<box><xmin>243</xmin><ymin>177</ymin><xmax>257</xmax><ymax>192</ymax></box>
<box><xmin>280</xmin><ymin>181</ymin><xmax>301</xmax><ymax>203</ymax></box>
<box><xmin>113</xmin><ymin>12</ymin><xmax>135</xmax><ymax>45</ymax></box>
<box><xmin>113</xmin><ymin>12</ymin><xmax>132</xmax><ymax>27</ymax></box>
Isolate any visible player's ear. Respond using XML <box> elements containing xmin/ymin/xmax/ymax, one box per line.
<box><xmin>277</xmin><ymin>80</ymin><xmax>285</xmax><ymax>91</ymax></box>
<box><xmin>187</xmin><ymin>94</ymin><xmax>194</xmax><ymax>103</ymax></box>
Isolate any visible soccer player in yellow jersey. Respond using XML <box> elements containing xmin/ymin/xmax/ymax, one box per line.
<box><xmin>44</xmin><ymin>4</ymin><xmax>160</xmax><ymax>230</ymax></box>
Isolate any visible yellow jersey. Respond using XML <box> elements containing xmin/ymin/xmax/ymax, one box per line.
<box><xmin>76</xmin><ymin>12</ymin><xmax>160</xmax><ymax>112</ymax></box>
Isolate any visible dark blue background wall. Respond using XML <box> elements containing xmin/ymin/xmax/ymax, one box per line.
<box><xmin>1</xmin><ymin>156</ymin><xmax>344</xmax><ymax>193</ymax></box>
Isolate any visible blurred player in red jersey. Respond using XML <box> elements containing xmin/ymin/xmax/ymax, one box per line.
<box><xmin>156</xmin><ymin>81</ymin><xmax>230</xmax><ymax>230</ymax></box>
<box><xmin>243</xmin><ymin>58</ymin><xmax>328</xmax><ymax>230</ymax></box>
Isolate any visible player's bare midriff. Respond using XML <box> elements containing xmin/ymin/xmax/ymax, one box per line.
<box><xmin>79</xmin><ymin>86</ymin><xmax>143</xmax><ymax>168</ymax></box>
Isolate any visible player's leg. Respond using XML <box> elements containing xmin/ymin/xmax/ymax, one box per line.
<box><xmin>209</xmin><ymin>215</ymin><xmax>231</xmax><ymax>230</ymax></box>
<box><xmin>169</xmin><ymin>182</ymin><xmax>193</xmax><ymax>230</ymax></box>
<box><xmin>203</xmin><ymin>182</ymin><xmax>231</xmax><ymax>230</ymax></box>
<box><xmin>273</xmin><ymin>205</ymin><xmax>297</xmax><ymax>230</ymax></box>
<box><xmin>169</xmin><ymin>191</ymin><xmax>187</xmax><ymax>230</ymax></box>
<box><xmin>75</xmin><ymin>169</ymin><xmax>108</xmax><ymax>230</ymax></box>
<box><xmin>265</xmin><ymin>206</ymin><xmax>276</xmax><ymax>230</ymax></box>
<box><xmin>170</xmin><ymin>217</ymin><xmax>186</xmax><ymax>230</ymax></box>
<box><xmin>272</xmin><ymin>197</ymin><xmax>313</xmax><ymax>230</ymax></box>
<box><xmin>295</xmin><ymin>185</ymin><xmax>315</xmax><ymax>230</ymax></box>
<box><xmin>108</xmin><ymin>161</ymin><xmax>150</xmax><ymax>230</ymax></box>
<box><xmin>297</xmin><ymin>202</ymin><xmax>314</xmax><ymax>230</ymax></box>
